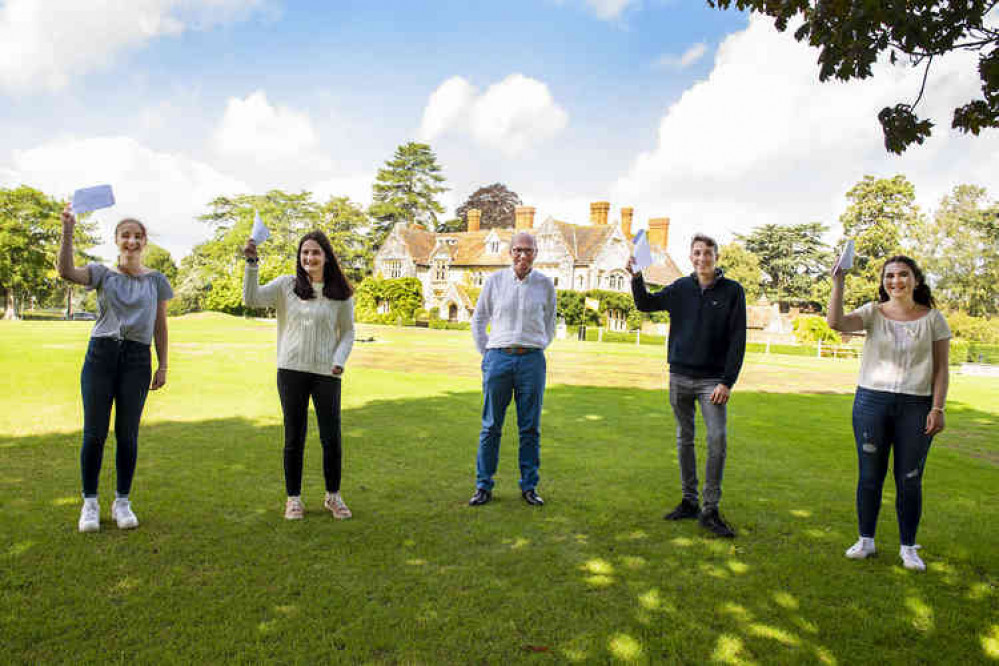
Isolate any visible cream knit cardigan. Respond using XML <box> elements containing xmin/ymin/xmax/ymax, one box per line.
<box><xmin>243</xmin><ymin>265</ymin><xmax>355</xmax><ymax>375</ymax></box>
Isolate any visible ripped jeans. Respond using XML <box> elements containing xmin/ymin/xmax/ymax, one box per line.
<box><xmin>852</xmin><ymin>387</ymin><xmax>934</xmax><ymax>546</ymax></box>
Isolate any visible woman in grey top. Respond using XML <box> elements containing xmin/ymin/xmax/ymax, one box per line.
<box><xmin>58</xmin><ymin>204</ymin><xmax>173</xmax><ymax>533</ymax></box>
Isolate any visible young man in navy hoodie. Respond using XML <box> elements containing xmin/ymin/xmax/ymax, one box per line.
<box><xmin>629</xmin><ymin>234</ymin><xmax>746</xmax><ymax>537</ymax></box>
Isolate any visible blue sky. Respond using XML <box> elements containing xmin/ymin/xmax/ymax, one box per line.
<box><xmin>1</xmin><ymin>0</ymin><xmax>995</xmax><ymax>262</ymax></box>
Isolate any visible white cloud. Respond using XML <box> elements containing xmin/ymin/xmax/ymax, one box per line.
<box><xmin>419</xmin><ymin>74</ymin><xmax>568</xmax><ymax>157</ymax></box>
<box><xmin>4</xmin><ymin>136</ymin><xmax>249</xmax><ymax>259</ymax></box>
<box><xmin>213</xmin><ymin>90</ymin><xmax>321</xmax><ymax>161</ymax></box>
<box><xmin>309</xmin><ymin>172</ymin><xmax>374</xmax><ymax>208</ymax></box>
<box><xmin>612</xmin><ymin>14</ymin><xmax>999</xmax><ymax>260</ymax></box>
<box><xmin>0</xmin><ymin>0</ymin><xmax>267</xmax><ymax>94</ymax></box>
<box><xmin>584</xmin><ymin>0</ymin><xmax>638</xmax><ymax>21</ymax></box>
<box><xmin>655</xmin><ymin>42</ymin><xmax>707</xmax><ymax>70</ymax></box>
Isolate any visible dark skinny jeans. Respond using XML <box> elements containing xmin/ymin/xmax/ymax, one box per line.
<box><xmin>276</xmin><ymin>369</ymin><xmax>343</xmax><ymax>497</ymax></box>
<box><xmin>80</xmin><ymin>337</ymin><xmax>152</xmax><ymax>498</ymax></box>
<box><xmin>852</xmin><ymin>387</ymin><xmax>935</xmax><ymax>546</ymax></box>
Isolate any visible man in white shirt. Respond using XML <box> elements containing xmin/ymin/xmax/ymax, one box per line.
<box><xmin>469</xmin><ymin>232</ymin><xmax>557</xmax><ymax>507</ymax></box>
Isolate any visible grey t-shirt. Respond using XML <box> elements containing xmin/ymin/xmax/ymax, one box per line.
<box><xmin>86</xmin><ymin>263</ymin><xmax>173</xmax><ymax>345</ymax></box>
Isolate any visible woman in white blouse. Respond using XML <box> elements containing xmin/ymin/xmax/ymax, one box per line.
<box><xmin>828</xmin><ymin>255</ymin><xmax>950</xmax><ymax>572</ymax></box>
<box><xmin>243</xmin><ymin>231</ymin><xmax>355</xmax><ymax>521</ymax></box>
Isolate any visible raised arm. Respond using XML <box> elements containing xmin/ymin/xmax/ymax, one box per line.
<box><xmin>826</xmin><ymin>268</ymin><xmax>864</xmax><ymax>332</ymax></box>
<box><xmin>241</xmin><ymin>239</ymin><xmax>281</xmax><ymax>309</ymax></box>
<box><xmin>57</xmin><ymin>204</ymin><xmax>91</xmax><ymax>286</ymax></box>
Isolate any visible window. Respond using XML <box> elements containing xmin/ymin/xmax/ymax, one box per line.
<box><xmin>553</xmin><ymin>277</ymin><xmax>559</xmax><ymax>288</ymax></box>
<box><xmin>577</xmin><ymin>274</ymin><xmax>584</xmax><ymax>289</ymax></box>
<box><xmin>385</xmin><ymin>260</ymin><xmax>402</xmax><ymax>279</ymax></box>
<box><xmin>487</xmin><ymin>240</ymin><xmax>500</xmax><ymax>254</ymax></box>
<box><xmin>434</xmin><ymin>260</ymin><xmax>447</xmax><ymax>282</ymax></box>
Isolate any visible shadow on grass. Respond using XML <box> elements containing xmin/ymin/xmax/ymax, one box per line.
<box><xmin>1</xmin><ymin>386</ymin><xmax>996</xmax><ymax>663</ymax></box>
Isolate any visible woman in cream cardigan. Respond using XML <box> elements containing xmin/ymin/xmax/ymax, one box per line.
<box><xmin>827</xmin><ymin>255</ymin><xmax>950</xmax><ymax>572</ymax></box>
<box><xmin>243</xmin><ymin>230</ymin><xmax>355</xmax><ymax>521</ymax></box>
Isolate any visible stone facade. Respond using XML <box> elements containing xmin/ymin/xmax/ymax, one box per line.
<box><xmin>373</xmin><ymin>202</ymin><xmax>683</xmax><ymax>322</ymax></box>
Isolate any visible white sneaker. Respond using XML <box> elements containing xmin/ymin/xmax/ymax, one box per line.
<box><xmin>323</xmin><ymin>492</ymin><xmax>352</xmax><ymax>520</ymax></box>
<box><xmin>78</xmin><ymin>500</ymin><xmax>100</xmax><ymax>533</ymax></box>
<box><xmin>900</xmin><ymin>545</ymin><xmax>925</xmax><ymax>571</ymax></box>
<box><xmin>285</xmin><ymin>497</ymin><xmax>305</xmax><ymax>520</ymax></box>
<box><xmin>845</xmin><ymin>537</ymin><xmax>876</xmax><ymax>559</ymax></box>
<box><xmin>111</xmin><ymin>499</ymin><xmax>139</xmax><ymax>529</ymax></box>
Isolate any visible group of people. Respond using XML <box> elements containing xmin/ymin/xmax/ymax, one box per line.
<box><xmin>56</xmin><ymin>210</ymin><xmax>950</xmax><ymax>572</ymax></box>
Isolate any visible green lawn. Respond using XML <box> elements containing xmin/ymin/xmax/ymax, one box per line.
<box><xmin>2</xmin><ymin>315</ymin><xmax>996</xmax><ymax>664</ymax></box>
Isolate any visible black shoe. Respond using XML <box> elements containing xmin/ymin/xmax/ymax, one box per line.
<box><xmin>468</xmin><ymin>488</ymin><xmax>492</xmax><ymax>506</ymax></box>
<box><xmin>522</xmin><ymin>489</ymin><xmax>544</xmax><ymax>506</ymax></box>
<box><xmin>699</xmin><ymin>508</ymin><xmax>735</xmax><ymax>538</ymax></box>
<box><xmin>663</xmin><ymin>499</ymin><xmax>700</xmax><ymax>520</ymax></box>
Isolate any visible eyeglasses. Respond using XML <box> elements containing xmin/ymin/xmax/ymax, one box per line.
<box><xmin>511</xmin><ymin>248</ymin><xmax>536</xmax><ymax>255</ymax></box>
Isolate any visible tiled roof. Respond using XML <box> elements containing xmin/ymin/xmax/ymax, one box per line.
<box><xmin>552</xmin><ymin>221</ymin><xmax>615</xmax><ymax>263</ymax></box>
<box><xmin>644</xmin><ymin>255</ymin><xmax>684</xmax><ymax>286</ymax></box>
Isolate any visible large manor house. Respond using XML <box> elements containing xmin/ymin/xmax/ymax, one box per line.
<box><xmin>373</xmin><ymin>202</ymin><xmax>683</xmax><ymax>323</ymax></box>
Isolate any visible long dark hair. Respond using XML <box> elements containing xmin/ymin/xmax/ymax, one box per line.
<box><xmin>878</xmin><ymin>255</ymin><xmax>934</xmax><ymax>308</ymax></box>
<box><xmin>293</xmin><ymin>230</ymin><xmax>353</xmax><ymax>301</ymax></box>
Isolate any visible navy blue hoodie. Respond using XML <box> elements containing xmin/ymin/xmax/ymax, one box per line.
<box><xmin>631</xmin><ymin>269</ymin><xmax>747</xmax><ymax>387</ymax></box>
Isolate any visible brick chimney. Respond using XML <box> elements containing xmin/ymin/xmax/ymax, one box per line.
<box><xmin>620</xmin><ymin>207</ymin><xmax>634</xmax><ymax>238</ymax></box>
<box><xmin>514</xmin><ymin>205</ymin><xmax>536</xmax><ymax>230</ymax></box>
<box><xmin>647</xmin><ymin>217</ymin><xmax>670</xmax><ymax>249</ymax></box>
<box><xmin>590</xmin><ymin>201</ymin><xmax>610</xmax><ymax>225</ymax></box>
<box><xmin>467</xmin><ymin>208</ymin><xmax>481</xmax><ymax>232</ymax></box>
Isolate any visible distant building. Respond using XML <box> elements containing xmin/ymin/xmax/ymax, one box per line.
<box><xmin>373</xmin><ymin>202</ymin><xmax>683</xmax><ymax>323</ymax></box>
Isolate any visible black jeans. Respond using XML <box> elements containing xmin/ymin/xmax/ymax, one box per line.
<box><xmin>852</xmin><ymin>387</ymin><xmax>934</xmax><ymax>546</ymax></box>
<box><xmin>80</xmin><ymin>337</ymin><xmax>151</xmax><ymax>498</ymax></box>
<box><xmin>276</xmin><ymin>369</ymin><xmax>343</xmax><ymax>496</ymax></box>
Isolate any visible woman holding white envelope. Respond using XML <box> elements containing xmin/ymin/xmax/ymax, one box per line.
<box><xmin>57</xmin><ymin>205</ymin><xmax>173</xmax><ymax>533</ymax></box>
<box><xmin>827</xmin><ymin>253</ymin><xmax>950</xmax><ymax>572</ymax></box>
<box><xmin>243</xmin><ymin>229</ymin><xmax>355</xmax><ymax>521</ymax></box>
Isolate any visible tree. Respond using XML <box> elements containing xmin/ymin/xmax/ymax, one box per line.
<box><xmin>455</xmin><ymin>183</ymin><xmax>522</xmax><ymax>231</ymax></box>
<box><xmin>838</xmin><ymin>175</ymin><xmax>921</xmax><ymax>310</ymax></box>
<box><xmin>737</xmin><ymin>222</ymin><xmax>829</xmax><ymax>307</ymax></box>
<box><xmin>318</xmin><ymin>196</ymin><xmax>374</xmax><ymax>283</ymax></box>
<box><xmin>709</xmin><ymin>0</ymin><xmax>999</xmax><ymax>153</ymax></box>
<box><xmin>0</xmin><ymin>186</ymin><xmax>97</xmax><ymax>319</ymax></box>
<box><xmin>368</xmin><ymin>142</ymin><xmax>448</xmax><ymax>241</ymax></box>
<box><xmin>718</xmin><ymin>241</ymin><xmax>763</xmax><ymax>301</ymax></box>
<box><xmin>144</xmin><ymin>244</ymin><xmax>178</xmax><ymax>283</ymax></box>
<box><xmin>914</xmin><ymin>184</ymin><xmax>998</xmax><ymax>315</ymax></box>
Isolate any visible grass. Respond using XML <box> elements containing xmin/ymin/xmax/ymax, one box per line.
<box><xmin>1</xmin><ymin>314</ymin><xmax>997</xmax><ymax>664</ymax></box>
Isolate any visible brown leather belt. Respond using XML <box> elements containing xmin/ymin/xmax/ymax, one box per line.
<box><xmin>498</xmin><ymin>346</ymin><xmax>537</xmax><ymax>355</ymax></box>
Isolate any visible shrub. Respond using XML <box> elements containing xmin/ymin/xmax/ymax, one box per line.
<box><xmin>792</xmin><ymin>315</ymin><xmax>841</xmax><ymax>344</ymax></box>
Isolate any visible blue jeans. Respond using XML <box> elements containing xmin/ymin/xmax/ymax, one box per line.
<box><xmin>476</xmin><ymin>348</ymin><xmax>546</xmax><ymax>492</ymax></box>
<box><xmin>852</xmin><ymin>387</ymin><xmax>934</xmax><ymax>546</ymax></box>
<box><xmin>668</xmin><ymin>373</ymin><xmax>728</xmax><ymax>511</ymax></box>
<box><xmin>80</xmin><ymin>337</ymin><xmax>152</xmax><ymax>498</ymax></box>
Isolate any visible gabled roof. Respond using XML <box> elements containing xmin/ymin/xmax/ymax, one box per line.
<box><xmin>550</xmin><ymin>221</ymin><xmax>615</xmax><ymax>263</ymax></box>
<box><xmin>644</xmin><ymin>255</ymin><xmax>684</xmax><ymax>286</ymax></box>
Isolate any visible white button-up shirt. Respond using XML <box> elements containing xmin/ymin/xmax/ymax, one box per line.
<box><xmin>471</xmin><ymin>267</ymin><xmax>557</xmax><ymax>355</ymax></box>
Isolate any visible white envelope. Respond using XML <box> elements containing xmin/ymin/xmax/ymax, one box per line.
<box><xmin>71</xmin><ymin>185</ymin><xmax>115</xmax><ymax>215</ymax></box>
<box><xmin>251</xmin><ymin>210</ymin><xmax>270</xmax><ymax>244</ymax></box>
<box><xmin>834</xmin><ymin>239</ymin><xmax>855</xmax><ymax>272</ymax></box>
<box><xmin>633</xmin><ymin>229</ymin><xmax>653</xmax><ymax>271</ymax></box>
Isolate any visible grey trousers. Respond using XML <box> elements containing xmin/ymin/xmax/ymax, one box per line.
<box><xmin>668</xmin><ymin>373</ymin><xmax>728</xmax><ymax>511</ymax></box>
